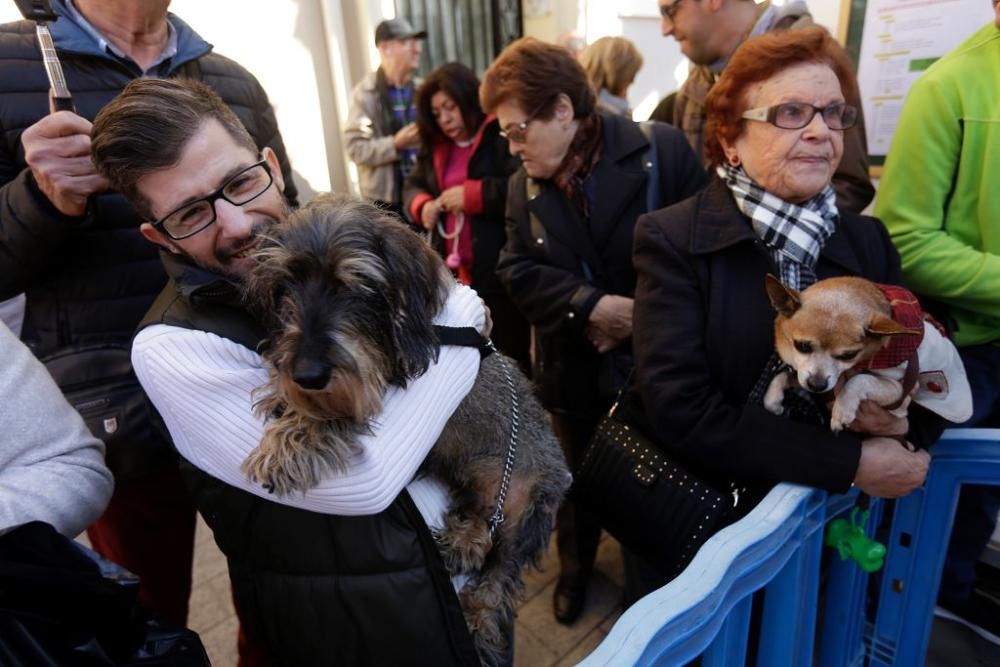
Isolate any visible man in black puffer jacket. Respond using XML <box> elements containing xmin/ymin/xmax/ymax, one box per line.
<box><xmin>0</xmin><ymin>0</ymin><xmax>297</xmax><ymax>657</ymax></box>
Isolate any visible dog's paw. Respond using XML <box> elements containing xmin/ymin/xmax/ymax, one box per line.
<box><xmin>763</xmin><ymin>392</ymin><xmax>785</xmax><ymax>416</ymax></box>
<box><xmin>763</xmin><ymin>373</ymin><xmax>789</xmax><ymax>415</ymax></box>
<box><xmin>830</xmin><ymin>398</ymin><xmax>859</xmax><ymax>433</ymax></box>
<box><xmin>241</xmin><ymin>446</ymin><xmax>309</xmax><ymax>496</ymax></box>
<box><xmin>437</xmin><ymin>513</ymin><xmax>493</xmax><ymax>574</ymax></box>
<box><xmin>461</xmin><ymin>591</ymin><xmax>507</xmax><ymax>666</ymax></box>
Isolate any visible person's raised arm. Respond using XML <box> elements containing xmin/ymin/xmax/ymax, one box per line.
<box><xmin>0</xmin><ymin>112</ymin><xmax>109</xmax><ymax>298</ymax></box>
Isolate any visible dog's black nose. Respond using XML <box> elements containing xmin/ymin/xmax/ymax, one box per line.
<box><xmin>806</xmin><ymin>376</ymin><xmax>829</xmax><ymax>393</ymax></box>
<box><xmin>292</xmin><ymin>358</ymin><xmax>331</xmax><ymax>390</ymax></box>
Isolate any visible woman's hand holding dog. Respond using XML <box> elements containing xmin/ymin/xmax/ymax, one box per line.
<box><xmin>846</xmin><ymin>400</ymin><xmax>908</xmax><ymax>437</ymax></box>
<box><xmin>586</xmin><ymin>295</ymin><xmax>633</xmax><ymax>353</ymax></box>
<box><xmin>854</xmin><ymin>436</ymin><xmax>929</xmax><ymax>498</ymax></box>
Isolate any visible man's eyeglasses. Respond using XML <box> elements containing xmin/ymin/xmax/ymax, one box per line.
<box><xmin>152</xmin><ymin>160</ymin><xmax>274</xmax><ymax>240</ymax></box>
<box><xmin>660</xmin><ymin>0</ymin><xmax>687</xmax><ymax>21</ymax></box>
<box><xmin>499</xmin><ymin>98</ymin><xmax>552</xmax><ymax>144</ymax></box>
<box><xmin>741</xmin><ymin>102</ymin><xmax>859</xmax><ymax>131</ymax></box>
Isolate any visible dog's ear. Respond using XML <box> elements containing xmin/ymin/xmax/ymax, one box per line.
<box><xmin>375</xmin><ymin>218</ymin><xmax>450</xmax><ymax>383</ymax></box>
<box><xmin>765</xmin><ymin>274</ymin><xmax>801</xmax><ymax>318</ymax></box>
<box><xmin>866</xmin><ymin>314</ymin><xmax>922</xmax><ymax>338</ymax></box>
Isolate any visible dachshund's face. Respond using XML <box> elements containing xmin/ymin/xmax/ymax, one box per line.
<box><xmin>244</xmin><ymin>194</ymin><xmax>450</xmax><ymax>422</ymax></box>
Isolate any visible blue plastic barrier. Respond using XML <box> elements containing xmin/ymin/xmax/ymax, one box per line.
<box><xmin>867</xmin><ymin>429</ymin><xmax>1000</xmax><ymax>666</ymax></box>
<box><xmin>579</xmin><ymin>484</ymin><xmax>833</xmax><ymax>666</ymax></box>
<box><xmin>579</xmin><ymin>428</ymin><xmax>1000</xmax><ymax>667</ymax></box>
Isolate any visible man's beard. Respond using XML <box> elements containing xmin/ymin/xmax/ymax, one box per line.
<box><xmin>214</xmin><ymin>217</ymin><xmax>278</xmax><ymax>271</ymax></box>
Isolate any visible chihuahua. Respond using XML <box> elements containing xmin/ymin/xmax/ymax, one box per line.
<box><xmin>763</xmin><ymin>274</ymin><xmax>972</xmax><ymax>431</ymax></box>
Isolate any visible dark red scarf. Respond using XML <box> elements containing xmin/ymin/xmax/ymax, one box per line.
<box><xmin>551</xmin><ymin>113</ymin><xmax>602</xmax><ymax>214</ymax></box>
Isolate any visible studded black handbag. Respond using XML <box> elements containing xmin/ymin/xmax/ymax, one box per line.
<box><xmin>574</xmin><ymin>400</ymin><xmax>738</xmax><ymax>579</ymax></box>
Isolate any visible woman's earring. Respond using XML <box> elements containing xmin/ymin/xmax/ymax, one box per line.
<box><xmin>728</xmin><ymin>154</ymin><xmax>741</xmax><ymax>167</ymax></box>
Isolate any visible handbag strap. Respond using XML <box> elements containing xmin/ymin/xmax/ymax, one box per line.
<box><xmin>607</xmin><ymin>367</ymin><xmax>636</xmax><ymax>419</ymax></box>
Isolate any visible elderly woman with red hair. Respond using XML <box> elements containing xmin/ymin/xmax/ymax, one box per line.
<box><xmin>631</xmin><ymin>28</ymin><xmax>943</xmax><ymax>580</ymax></box>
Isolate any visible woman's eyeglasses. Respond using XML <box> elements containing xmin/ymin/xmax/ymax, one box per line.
<box><xmin>499</xmin><ymin>98</ymin><xmax>553</xmax><ymax>143</ymax></box>
<box><xmin>741</xmin><ymin>102</ymin><xmax>859</xmax><ymax>131</ymax></box>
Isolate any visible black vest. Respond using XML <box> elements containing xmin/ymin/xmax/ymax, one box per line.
<box><xmin>139</xmin><ymin>254</ymin><xmax>478</xmax><ymax>666</ymax></box>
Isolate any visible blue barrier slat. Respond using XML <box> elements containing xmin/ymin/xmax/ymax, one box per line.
<box><xmin>580</xmin><ymin>485</ymin><xmax>820</xmax><ymax>666</ymax></box>
<box><xmin>756</xmin><ymin>504</ymin><xmax>824</xmax><ymax>666</ymax></box>
<box><xmin>818</xmin><ymin>500</ymin><xmax>882</xmax><ymax>667</ymax></box>
<box><xmin>869</xmin><ymin>432</ymin><xmax>1000</xmax><ymax>666</ymax></box>
<box><xmin>638</xmin><ymin>536</ymin><xmax>804</xmax><ymax>666</ymax></box>
<box><xmin>702</xmin><ymin>595</ymin><xmax>752</xmax><ymax>667</ymax></box>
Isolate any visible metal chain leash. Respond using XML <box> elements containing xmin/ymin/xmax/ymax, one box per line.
<box><xmin>487</xmin><ymin>340</ymin><xmax>519</xmax><ymax>539</ymax></box>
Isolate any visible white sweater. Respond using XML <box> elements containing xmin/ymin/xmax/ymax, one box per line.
<box><xmin>131</xmin><ymin>283</ymin><xmax>484</xmax><ymax>530</ymax></box>
<box><xmin>0</xmin><ymin>321</ymin><xmax>113</xmax><ymax>537</ymax></box>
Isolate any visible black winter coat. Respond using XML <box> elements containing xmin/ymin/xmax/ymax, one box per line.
<box><xmin>498</xmin><ymin>113</ymin><xmax>707</xmax><ymax>413</ymax></box>
<box><xmin>143</xmin><ymin>253</ymin><xmax>479</xmax><ymax>667</ymax></box>
<box><xmin>632</xmin><ymin>178</ymin><xmax>946</xmax><ymax>495</ymax></box>
<box><xmin>0</xmin><ymin>15</ymin><xmax>297</xmax><ymax>353</ymax></box>
<box><xmin>139</xmin><ymin>253</ymin><xmax>479</xmax><ymax>667</ymax></box>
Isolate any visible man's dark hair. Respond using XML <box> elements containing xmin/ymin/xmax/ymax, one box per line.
<box><xmin>91</xmin><ymin>78</ymin><xmax>259</xmax><ymax>219</ymax></box>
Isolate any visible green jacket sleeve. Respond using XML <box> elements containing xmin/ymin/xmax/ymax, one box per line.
<box><xmin>875</xmin><ymin>72</ymin><xmax>1000</xmax><ymax>335</ymax></box>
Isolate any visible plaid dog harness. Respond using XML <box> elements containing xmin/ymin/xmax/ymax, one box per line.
<box><xmin>860</xmin><ymin>284</ymin><xmax>925</xmax><ymax>371</ymax></box>
<box><xmin>854</xmin><ymin>285</ymin><xmax>970</xmax><ymax>421</ymax></box>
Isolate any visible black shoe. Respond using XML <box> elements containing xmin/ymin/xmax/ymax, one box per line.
<box><xmin>553</xmin><ymin>577</ymin><xmax>587</xmax><ymax>625</ymax></box>
<box><xmin>935</xmin><ymin>594</ymin><xmax>1000</xmax><ymax>646</ymax></box>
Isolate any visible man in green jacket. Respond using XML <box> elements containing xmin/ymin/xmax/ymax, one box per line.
<box><xmin>875</xmin><ymin>5</ymin><xmax>1000</xmax><ymax>644</ymax></box>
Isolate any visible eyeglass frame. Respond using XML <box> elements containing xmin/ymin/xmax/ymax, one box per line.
<box><xmin>498</xmin><ymin>96</ymin><xmax>556</xmax><ymax>144</ymax></box>
<box><xmin>659</xmin><ymin>0</ymin><xmax>687</xmax><ymax>22</ymax></box>
<box><xmin>151</xmin><ymin>158</ymin><xmax>274</xmax><ymax>240</ymax></box>
<box><xmin>741</xmin><ymin>102</ymin><xmax>859</xmax><ymax>131</ymax></box>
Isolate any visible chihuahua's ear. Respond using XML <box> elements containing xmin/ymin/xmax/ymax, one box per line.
<box><xmin>765</xmin><ymin>274</ymin><xmax>801</xmax><ymax>317</ymax></box>
<box><xmin>866</xmin><ymin>314</ymin><xmax>923</xmax><ymax>337</ymax></box>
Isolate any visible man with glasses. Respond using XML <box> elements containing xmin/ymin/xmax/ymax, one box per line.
<box><xmin>657</xmin><ymin>0</ymin><xmax>875</xmax><ymax>214</ymax></box>
<box><xmin>90</xmin><ymin>77</ymin><xmax>488</xmax><ymax>665</ymax></box>
<box><xmin>0</xmin><ymin>1</ymin><xmax>296</xmax><ymax>659</ymax></box>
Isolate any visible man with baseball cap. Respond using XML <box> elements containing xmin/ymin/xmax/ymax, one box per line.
<box><xmin>343</xmin><ymin>17</ymin><xmax>427</xmax><ymax>216</ymax></box>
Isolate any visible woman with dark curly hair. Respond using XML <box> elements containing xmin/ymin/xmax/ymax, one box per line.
<box><xmin>404</xmin><ymin>62</ymin><xmax>529</xmax><ymax>370</ymax></box>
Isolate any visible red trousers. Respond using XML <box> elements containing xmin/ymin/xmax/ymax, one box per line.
<box><xmin>87</xmin><ymin>465</ymin><xmax>272</xmax><ymax>666</ymax></box>
<box><xmin>87</xmin><ymin>466</ymin><xmax>196</xmax><ymax>626</ymax></box>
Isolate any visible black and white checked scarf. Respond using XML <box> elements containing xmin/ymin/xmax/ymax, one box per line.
<box><xmin>718</xmin><ymin>163</ymin><xmax>838</xmax><ymax>288</ymax></box>
<box><xmin>717</xmin><ymin>164</ymin><xmax>840</xmax><ymax>421</ymax></box>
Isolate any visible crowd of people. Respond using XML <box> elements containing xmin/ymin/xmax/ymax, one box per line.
<box><xmin>0</xmin><ymin>0</ymin><xmax>997</xmax><ymax>664</ymax></box>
